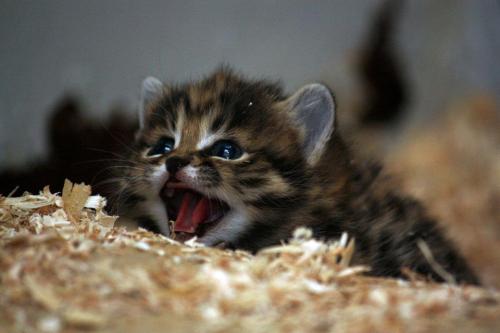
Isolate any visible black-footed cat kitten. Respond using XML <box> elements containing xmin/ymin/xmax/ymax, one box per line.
<box><xmin>114</xmin><ymin>68</ymin><xmax>479</xmax><ymax>285</ymax></box>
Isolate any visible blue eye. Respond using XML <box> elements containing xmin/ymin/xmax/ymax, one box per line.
<box><xmin>211</xmin><ymin>140</ymin><xmax>243</xmax><ymax>160</ymax></box>
<box><xmin>148</xmin><ymin>137</ymin><xmax>175</xmax><ymax>156</ymax></box>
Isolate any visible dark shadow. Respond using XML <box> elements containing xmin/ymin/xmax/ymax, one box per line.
<box><xmin>358</xmin><ymin>0</ymin><xmax>409</xmax><ymax>125</ymax></box>
<box><xmin>0</xmin><ymin>96</ymin><xmax>137</xmax><ymax>198</ymax></box>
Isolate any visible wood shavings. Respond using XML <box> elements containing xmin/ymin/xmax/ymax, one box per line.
<box><xmin>62</xmin><ymin>309</ymin><xmax>107</xmax><ymax>328</ymax></box>
<box><xmin>37</xmin><ymin>315</ymin><xmax>62</xmax><ymax>333</ymax></box>
<box><xmin>0</xmin><ymin>180</ymin><xmax>499</xmax><ymax>333</ymax></box>
<box><xmin>25</xmin><ymin>276</ymin><xmax>61</xmax><ymax>311</ymax></box>
<box><xmin>62</xmin><ymin>179</ymin><xmax>91</xmax><ymax>222</ymax></box>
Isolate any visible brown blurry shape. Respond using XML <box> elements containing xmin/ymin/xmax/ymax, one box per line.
<box><xmin>358</xmin><ymin>0</ymin><xmax>409</xmax><ymax>125</ymax></box>
<box><xmin>386</xmin><ymin>96</ymin><xmax>500</xmax><ymax>287</ymax></box>
<box><xmin>0</xmin><ymin>96</ymin><xmax>137</xmax><ymax>198</ymax></box>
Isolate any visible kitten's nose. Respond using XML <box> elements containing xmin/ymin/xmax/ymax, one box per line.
<box><xmin>165</xmin><ymin>156</ymin><xmax>190</xmax><ymax>177</ymax></box>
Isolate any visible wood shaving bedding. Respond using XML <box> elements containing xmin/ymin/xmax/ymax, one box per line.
<box><xmin>0</xmin><ymin>180</ymin><xmax>498</xmax><ymax>333</ymax></box>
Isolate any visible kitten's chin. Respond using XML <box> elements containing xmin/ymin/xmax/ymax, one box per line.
<box><xmin>160</xmin><ymin>181</ymin><xmax>230</xmax><ymax>242</ymax></box>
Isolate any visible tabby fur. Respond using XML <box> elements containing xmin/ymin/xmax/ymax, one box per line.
<box><xmin>113</xmin><ymin>68</ymin><xmax>479</xmax><ymax>284</ymax></box>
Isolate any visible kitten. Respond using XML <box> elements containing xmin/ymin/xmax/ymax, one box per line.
<box><xmin>114</xmin><ymin>68</ymin><xmax>479</xmax><ymax>284</ymax></box>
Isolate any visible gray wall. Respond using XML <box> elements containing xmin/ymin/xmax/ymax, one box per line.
<box><xmin>1</xmin><ymin>0</ymin><xmax>499</xmax><ymax>167</ymax></box>
<box><xmin>398</xmin><ymin>0</ymin><xmax>500</xmax><ymax>127</ymax></box>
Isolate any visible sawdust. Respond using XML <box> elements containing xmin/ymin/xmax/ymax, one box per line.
<box><xmin>0</xmin><ymin>180</ymin><xmax>499</xmax><ymax>333</ymax></box>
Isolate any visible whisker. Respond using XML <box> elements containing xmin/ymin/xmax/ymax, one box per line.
<box><xmin>72</xmin><ymin>158</ymin><xmax>135</xmax><ymax>167</ymax></box>
<box><xmin>85</xmin><ymin>147</ymin><xmax>130</xmax><ymax>160</ymax></box>
<box><xmin>89</xmin><ymin>165</ymin><xmax>146</xmax><ymax>186</ymax></box>
<box><xmin>94</xmin><ymin>118</ymin><xmax>140</xmax><ymax>157</ymax></box>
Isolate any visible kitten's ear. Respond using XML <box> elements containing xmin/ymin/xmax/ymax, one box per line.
<box><xmin>139</xmin><ymin>76</ymin><xmax>163</xmax><ymax>128</ymax></box>
<box><xmin>285</xmin><ymin>84</ymin><xmax>336</xmax><ymax>165</ymax></box>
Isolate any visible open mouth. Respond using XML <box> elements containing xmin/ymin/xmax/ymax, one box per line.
<box><xmin>161</xmin><ymin>181</ymin><xmax>229</xmax><ymax>242</ymax></box>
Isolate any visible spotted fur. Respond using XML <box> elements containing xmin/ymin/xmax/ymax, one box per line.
<box><xmin>113</xmin><ymin>68</ymin><xmax>479</xmax><ymax>284</ymax></box>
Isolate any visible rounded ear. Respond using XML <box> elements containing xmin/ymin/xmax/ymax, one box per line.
<box><xmin>139</xmin><ymin>76</ymin><xmax>163</xmax><ymax>128</ymax></box>
<box><xmin>284</xmin><ymin>83</ymin><xmax>336</xmax><ymax>165</ymax></box>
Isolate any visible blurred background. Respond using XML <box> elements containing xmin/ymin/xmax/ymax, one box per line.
<box><xmin>0</xmin><ymin>0</ymin><xmax>499</xmax><ymax>286</ymax></box>
<box><xmin>1</xmin><ymin>0</ymin><xmax>499</xmax><ymax>167</ymax></box>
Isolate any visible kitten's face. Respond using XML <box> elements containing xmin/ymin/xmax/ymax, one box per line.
<box><xmin>122</xmin><ymin>70</ymin><xmax>335</xmax><ymax>248</ymax></box>
<box><xmin>129</xmin><ymin>72</ymin><xmax>305</xmax><ymax>246</ymax></box>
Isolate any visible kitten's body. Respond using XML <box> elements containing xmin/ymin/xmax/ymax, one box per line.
<box><xmin>114</xmin><ymin>69</ymin><xmax>479</xmax><ymax>284</ymax></box>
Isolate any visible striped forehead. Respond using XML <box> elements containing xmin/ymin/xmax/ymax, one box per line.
<box><xmin>173</xmin><ymin>101</ymin><xmax>225</xmax><ymax>151</ymax></box>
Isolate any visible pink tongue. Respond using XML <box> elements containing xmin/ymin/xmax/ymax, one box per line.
<box><xmin>174</xmin><ymin>192</ymin><xmax>210</xmax><ymax>233</ymax></box>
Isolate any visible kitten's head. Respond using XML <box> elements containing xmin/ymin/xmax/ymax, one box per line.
<box><xmin>125</xmin><ymin>69</ymin><xmax>336</xmax><ymax>247</ymax></box>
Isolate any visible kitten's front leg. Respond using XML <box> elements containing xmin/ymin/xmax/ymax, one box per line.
<box><xmin>138</xmin><ymin>165</ymin><xmax>170</xmax><ymax>235</ymax></box>
<box><xmin>117</xmin><ymin>192</ymin><xmax>170</xmax><ymax>236</ymax></box>
<box><xmin>116</xmin><ymin>165</ymin><xmax>170</xmax><ymax>236</ymax></box>
<box><xmin>139</xmin><ymin>195</ymin><xmax>170</xmax><ymax>236</ymax></box>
